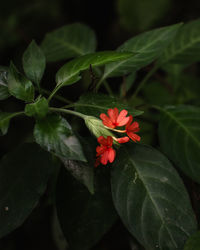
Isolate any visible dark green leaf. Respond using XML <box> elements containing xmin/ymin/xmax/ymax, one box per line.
<box><xmin>120</xmin><ymin>72</ymin><xmax>136</xmax><ymax>98</ymax></box>
<box><xmin>0</xmin><ymin>143</ymin><xmax>55</xmax><ymax>238</ymax></box>
<box><xmin>103</xmin><ymin>23</ymin><xmax>182</xmax><ymax>78</ymax></box>
<box><xmin>75</xmin><ymin>93</ymin><xmax>143</xmax><ymax>117</ymax></box>
<box><xmin>41</xmin><ymin>23</ymin><xmax>97</xmax><ymax>62</ymax></box>
<box><xmin>111</xmin><ymin>143</ymin><xmax>197</xmax><ymax>250</ymax></box>
<box><xmin>25</xmin><ymin>97</ymin><xmax>48</xmax><ymax>118</ymax></box>
<box><xmin>117</xmin><ymin>0</ymin><xmax>171</xmax><ymax>32</ymax></box>
<box><xmin>159</xmin><ymin>19</ymin><xmax>200</xmax><ymax>65</ymax></box>
<box><xmin>8</xmin><ymin>62</ymin><xmax>34</xmax><ymax>102</ymax></box>
<box><xmin>0</xmin><ymin>67</ymin><xmax>10</xmax><ymax>100</ymax></box>
<box><xmin>0</xmin><ymin>111</ymin><xmax>23</xmax><ymax>135</ymax></box>
<box><xmin>184</xmin><ymin>231</ymin><xmax>200</xmax><ymax>250</ymax></box>
<box><xmin>56</xmin><ymin>51</ymin><xmax>134</xmax><ymax>86</ymax></box>
<box><xmin>23</xmin><ymin>40</ymin><xmax>46</xmax><ymax>87</ymax></box>
<box><xmin>158</xmin><ymin>105</ymin><xmax>200</xmax><ymax>183</ymax></box>
<box><xmin>34</xmin><ymin>113</ymin><xmax>86</xmax><ymax>162</ymax></box>
<box><xmin>56</xmin><ymin>166</ymin><xmax>118</xmax><ymax>250</ymax></box>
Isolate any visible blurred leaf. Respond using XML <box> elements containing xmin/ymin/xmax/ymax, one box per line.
<box><xmin>117</xmin><ymin>0</ymin><xmax>171</xmax><ymax>32</ymax></box>
<box><xmin>0</xmin><ymin>143</ymin><xmax>55</xmax><ymax>238</ymax></box>
<box><xmin>0</xmin><ymin>67</ymin><xmax>10</xmax><ymax>100</ymax></box>
<box><xmin>23</xmin><ymin>40</ymin><xmax>46</xmax><ymax>87</ymax></box>
<box><xmin>41</xmin><ymin>23</ymin><xmax>97</xmax><ymax>62</ymax></box>
<box><xmin>0</xmin><ymin>111</ymin><xmax>23</xmax><ymax>136</ymax></box>
<box><xmin>120</xmin><ymin>72</ymin><xmax>136</xmax><ymax>98</ymax></box>
<box><xmin>8</xmin><ymin>62</ymin><xmax>34</xmax><ymax>102</ymax></box>
<box><xmin>34</xmin><ymin>113</ymin><xmax>86</xmax><ymax>162</ymax></box>
<box><xmin>75</xmin><ymin>93</ymin><xmax>144</xmax><ymax>117</ymax></box>
<box><xmin>103</xmin><ymin>23</ymin><xmax>182</xmax><ymax>78</ymax></box>
<box><xmin>61</xmin><ymin>137</ymin><xmax>96</xmax><ymax>194</ymax></box>
<box><xmin>56</xmin><ymin>166</ymin><xmax>118</xmax><ymax>250</ymax></box>
<box><xmin>25</xmin><ymin>97</ymin><xmax>48</xmax><ymax>119</ymax></box>
<box><xmin>159</xmin><ymin>19</ymin><xmax>200</xmax><ymax>65</ymax></box>
<box><xmin>56</xmin><ymin>51</ymin><xmax>134</xmax><ymax>86</ymax></box>
<box><xmin>142</xmin><ymin>81</ymin><xmax>174</xmax><ymax>105</ymax></box>
<box><xmin>111</xmin><ymin>143</ymin><xmax>197</xmax><ymax>250</ymax></box>
<box><xmin>158</xmin><ymin>105</ymin><xmax>200</xmax><ymax>183</ymax></box>
<box><xmin>184</xmin><ymin>231</ymin><xmax>200</xmax><ymax>250</ymax></box>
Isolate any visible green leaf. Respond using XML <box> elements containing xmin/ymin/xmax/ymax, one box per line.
<box><xmin>0</xmin><ymin>111</ymin><xmax>23</xmax><ymax>135</ymax></box>
<box><xmin>117</xmin><ymin>0</ymin><xmax>171</xmax><ymax>32</ymax></box>
<box><xmin>8</xmin><ymin>62</ymin><xmax>34</xmax><ymax>102</ymax></box>
<box><xmin>41</xmin><ymin>23</ymin><xmax>97</xmax><ymax>62</ymax></box>
<box><xmin>120</xmin><ymin>72</ymin><xmax>136</xmax><ymax>98</ymax></box>
<box><xmin>158</xmin><ymin>105</ymin><xmax>200</xmax><ymax>183</ymax></box>
<box><xmin>159</xmin><ymin>19</ymin><xmax>200</xmax><ymax>65</ymax></box>
<box><xmin>111</xmin><ymin>143</ymin><xmax>197</xmax><ymax>250</ymax></box>
<box><xmin>0</xmin><ymin>67</ymin><xmax>10</xmax><ymax>100</ymax></box>
<box><xmin>25</xmin><ymin>97</ymin><xmax>48</xmax><ymax>118</ymax></box>
<box><xmin>56</xmin><ymin>166</ymin><xmax>118</xmax><ymax>250</ymax></box>
<box><xmin>184</xmin><ymin>231</ymin><xmax>200</xmax><ymax>250</ymax></box>
<box><xmin>75</xmin><ymin>93</ymin><xmax>144</xmax><ymax>117</ymax></box>
<box><xmin>56</xmin><ymin>51</ymin><xmax>134</xmax><ymax>86</ymax></box>
<box><xmin>103</xmin><ymin>23</ymin><xmax>182</xmax><ymax>78</ymax></box>
<box><xmin>23</xmin><ymin>40</ymin><xmax>46</xmax><ymax>87</ymax></box>
<box><xmin>60</xmin><ymin>137</ymin><xmax>95</xmax><ymax>194</ymax></box>
<box><xmin>34</xmin><ymin>113</ymin><xmax>86</xmax><ymax>162</ymax></box>
<box><xmin>0</xmin><ymin>143</ymin><xmax>55</xmax><ymax>238</ymax></box>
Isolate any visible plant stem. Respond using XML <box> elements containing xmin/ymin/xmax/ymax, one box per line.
<box><xmin>96</xmin><ymin>75</ymin><xmax>105</xmax><ymax>91</ymax></box>
<box><xmin>49</xmin><ymin>107</ymin><xmax>86</xmax><ymax>119</ymax></box>
<box><xmin>131</xmin><ymin>65</ymin><xmax>158</xmax><ymax>99</ymax></box>
<box><xmin>39</xmin><ymin>87</ymin><xmax>72</xmax><ymax>104</ymax></box>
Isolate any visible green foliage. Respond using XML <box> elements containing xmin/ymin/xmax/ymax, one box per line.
<box><xmin>23</xmin><ymin>40</ymin><xmax>46</xmax><ymax>88</ymax></box>
<box><xmin>103</xmin><ymin>23</ymin><xmax>182</xmax><ymax>78</ymax></box>
<box><xmin>184</xmin><ymin>231</ymin><xmax>200</xmax><ymax>250</ymax></box>
<box><xmin>0</xmin><ymin>67</ymin><xmax>10</xmax><ymax>100</ymax></box>
<box><xmin>34</xmin><ymin>113</ymin><xmax>86</xmax><ymax>162</ymax></box>
<box><xmin>41</xmin><ymin>23</ymin><xmax>97</xmax><ymax>62</ymax></box>
<box><xmin>159</xmin><ymin>19</ymin><xmax>200</xmax><ymax>65</ymax></box>
<box><xmin>111</xmin><ymin>143</ymin><xmax>197</xmax><ymax>250</ymax></box>
<box><xmin>8</xmin><ymin>62</ymin><xmax>35</xmax><ymax>102</ymax></box>
<box><xmin>0</xmin><ymin>111</ymin><xmax>23</xmax><ymax>135</ymax></box>
<box><xmin>56</xmin><ymin>166</ymin><xmax>118</xmax><ymax>250</ymax></box>
<box><xmin>158</xmin><ymin>105</ymin><xmax>200</xmax><ymax>183</ymax></box>
<box><xmin>0</xmin><ymin>143</ymin><xmax>55</xmax><ymax>238</ymax></box>
<box><xmin>25</xmin><ymin>97</ymin><xmax>48</xmax><ymax>118</ymax></box>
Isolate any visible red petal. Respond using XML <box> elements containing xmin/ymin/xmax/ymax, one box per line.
<box><xmin>128</xmin><ymin>121</ymin><xmax>140</xmax><ymax>132</ymax></box>
<box><xmin>100</xmin><ymin>113</ymin><xmax>114</xmax><ymax>128</ymax></box>
<box><xmin>117</xmin><ymin>116</ymin><xmax>130</xmax><ymax>126</ymax></box>
<box><xmin>106</xmin><ymin>136</ymin><xmax>113</xmax><ymax>146</ymax></box>
<box><xmin>116</xmin><ymin>110</ymin><xmax>128</xmax><ymax>125</ymax></box>
<box><xmin>101</xmin><ymin>151</ymin><xmax>109</xmax><ymax>165</ymax></box>
<box><xmin>125</xmin><ymin>115</ymin><xmax>133</xmax><ymax>129</ymax></box>
<box><xmin>127</xmin><ymin>132</ymin><xmax>141</xmax><ymax>142</ymax></box>
<box><xmin>95</xmin><ymin>157</ymin><xmax>101</xmax><ymax>167</ymax></box>
<box><xmin>108</xmin><ymin>108</ymin><xmax>118</xmax><ymax>123</ymax></box>
<box><xmin>97</xmin><ymin>136</ymin><xmax>107</xmax><ymax>145</ymax></box>
<box><xmin>116</xmin><ymin>136</ymin><xmax>130</xmax><ymax>143</ymax></box>
<box><xmin>96</xmin><ymin>145</ymin><xmax>105</xmax><ymax>156</ymax></box>
<box><xmin>108</xmin><ymin>148</ymin><xmax>116</xmax><ymax>163</ymax></box>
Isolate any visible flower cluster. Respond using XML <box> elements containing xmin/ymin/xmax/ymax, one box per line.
<box><xmin>95</xmin><ymin>108</ymin><xmax>140</xmax><ymax>167</ymax></box>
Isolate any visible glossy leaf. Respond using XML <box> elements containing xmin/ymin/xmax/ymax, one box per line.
<box><xmin>103</xmin><ymin>23</ymin><xmax>182</xmax><ymax>78</ymax></box>
<box><xmin>0</xmin><ymin>67</ymin><xmax>10</xmax><ymax>100</ymax></box>
<box><xmin>184</xmin><ymin>231</ymin><xmax>200</xmax><ymax>250</ymax></box>
<box><xmin>41</xmin><ymin>23</ymin><xmax>97</xmax><ymax>62</ymax></box>
<box><xmin>111</xmin><ymin>143</ymin><xmax>197</xmax><ymax>250</ymax></box>
<box><xmin>0</xmin><ymin>143</ymin><xmax>55</xmax><ymax>238</ymax></box>
<box><xmin>23</xmin><ymin>40</ymin><xmax>46</xmax><ymax>87</ymax></box>
<box><xmin>56</xmin><ymin>51</ymin><xmax>133</xmax><ymax>86</ymax></box>
<box><xmin>25</xmin><ymin>97</ymin><xmax>48</xmax><ymax>118</ymax></box>
<box><xmin>0</xmin><ymin>111</ymin><xmax>23</xmax><ymax>136</ymax></box>
<box><xmin>159</xmin><ymin>19</ymin><xmax>200</xmax><ymax>65</ymax></box>
<box><xmin>8</xmin><ymin>62</ymin><xmax>34</xmax><ymax>102</ymax></box>
<box><xmin>75</xmin><ymin>93</ymin><xmax>143</xmax><ymax>117</ymax></box>
<box><xmin>56</xmin><ymin>166</ymin><xmax>118</xmax><ymax>250</ymax></box>
<box><xmin>34</xmin><ymin>113</ymin><xmax>86</xmax><ymax>162</ymax></box>
<box><xmin>158</xmin><ymin>105</ymin><xmax>200</xmax><ymax>183</ymax></box>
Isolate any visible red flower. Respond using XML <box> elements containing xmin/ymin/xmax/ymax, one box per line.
<box><xmin>125</xmin><ymin>115</ymin><xmax>140</xmax><ymax>142</ymax></box>
<box><xmin>100</xmin><ymin>108</ymin><xmax>130</xmax><ymax>129</ymax></box>
<box><xmin>95</xmin><ymin>136</ymin><xmax>116</xmax><ymax>167</ymax></box>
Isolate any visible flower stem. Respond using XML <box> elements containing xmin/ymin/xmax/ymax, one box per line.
<box><xmin>131</xmin><ymin>65</ymin><xmax>158</xmax><ymax>99</ymax></box>
<box><xmin>49</xmin><ymin>107</ymin><xmax>86</xmax><ymax>119</ymax></box>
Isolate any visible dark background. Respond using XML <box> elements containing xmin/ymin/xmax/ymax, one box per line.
<box><xmin>0</xmin><ymin>0</ymin><xmax>200</xmax><ymax>249</ymax></box>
